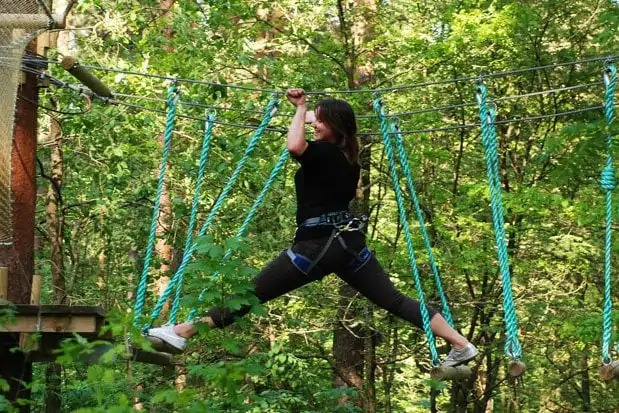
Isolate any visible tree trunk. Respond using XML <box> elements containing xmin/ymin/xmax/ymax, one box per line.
<box><xmin>331</xmin><ymin>1</ymin><xmax>377</xmax><ymax>410</ymax></box>
<box><xmin>45</xmin><ymin>115</ymin><xmax>66</xmax><ymax>305</ymax></box>
<box><xmin>580</xmin><ymin>352</ymin><xmax>590</xmax><ymax>412</ymax></box>
<box><xmin>44</xmin><ymin>363</ymin><xmax>62</xmax><ymax>413</ymax></box>
<box><xmin>43</xmin><ymin>109</ymin><xmax>66</xmax><ymax>413</ymax></box>
<box><xmin>153</xmin><ymin>0</ymin><xmax>176</xmax><ymax>319</ymax></box>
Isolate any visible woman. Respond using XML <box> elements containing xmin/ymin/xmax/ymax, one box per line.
<box><xmin>148</xmin><ymin>89</ymin><xmax>478</xmax><ymax>367</ymax></box>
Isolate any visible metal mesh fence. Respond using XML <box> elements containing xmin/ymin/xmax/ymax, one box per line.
<box><xmin>0</xmin><ymin>0</ymin><xmax>54</xmax><ymax>244</ymax></box>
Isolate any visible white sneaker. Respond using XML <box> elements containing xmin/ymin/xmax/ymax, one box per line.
<box><xmin>441</xmin><ymin>343</ymin><xmax>479</xmax><ymax>367</ymax></box>
<box><xmin>146</xmin><ymin>325</ymin><xmax>187</xmax><ymax>353</ymax></box>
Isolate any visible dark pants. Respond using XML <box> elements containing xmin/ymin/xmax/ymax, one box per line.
<box><xmin>206</xmin><ymin>231</ymin><xmax>438</xmax><ymax>328</ymax></box>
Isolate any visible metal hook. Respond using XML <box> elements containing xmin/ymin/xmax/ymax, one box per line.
<box><xmin>390</xmin><ymin>116</ymin><xmax>401</xmax><ymax>130</ymax></box>
<box><xmin>205</xmin><ymin>109</ymin><xmax>216</xmax><ymax>126</ymax></box>
<box><xmin>603</xmin><ymin>65</ymin><xmax>616</xmax><ymax>86</ymax></box>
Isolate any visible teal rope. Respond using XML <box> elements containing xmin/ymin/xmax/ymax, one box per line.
<box><xmin>132</xmin><ymin>84</ymin><xmax>179</xmax><ymax>328</ymax></box>
<box><xmin>476</xmin><ymin>84</ymin><xmax>523</xmax><ymax>360</ymax></box>
<box><xmin>601</xmin><ymin>65</ymin><xmax>616</xmax><ymax>364</ymax></box>
<box><xmin>145</xmin><ymin>95</ymin><xmax>280</xmax><ymax>329</ymax></box>
<box><xmin>390</xmin><ymin>120</ymin><xmax>455</xmax><ymax>328</ymax></box>
<box><xmin>187</xmin><ymin>146</ymin><xmax>290</xmax><ymax>321</ymax></box>
<box><xmin>373</xmin><ymin>96</ymin><xmax>440</xmax><ymax>366</ymax></box>
<box><xmin>168</xmin><ymin>111</ymin><xmax>217</xmax><ymax>325</ymax></box>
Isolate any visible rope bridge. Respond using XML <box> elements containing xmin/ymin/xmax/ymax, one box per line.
<box><xmin>8</xmin><ymin>40</ymin><xmax>618</xmax><ymax>378</ymax></box>
<box><xmin>120</xmin><ymin>61</ymin><xmax>616</xmax><ymax>381</ymax></box>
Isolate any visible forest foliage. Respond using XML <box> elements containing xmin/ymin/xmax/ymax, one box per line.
<box><xmin>2</xmin><ymin>0</ymin><xmax>619</xmax><ymax>412</ymax></box>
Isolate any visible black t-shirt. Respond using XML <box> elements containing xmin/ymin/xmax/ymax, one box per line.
<box><xmin>291</xmin><ymin>140</ymin><xmax>360</xmax><ymax>241</ymax></box>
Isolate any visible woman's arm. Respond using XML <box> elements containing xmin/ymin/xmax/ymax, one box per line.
<box><xmin>286</xmin><ymin>88</ymin><xmax>309</xmax><ymax>156</ymax></box>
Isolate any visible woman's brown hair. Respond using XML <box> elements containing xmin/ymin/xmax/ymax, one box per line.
<box><xmin>315</xmin><ymin>99</ymin><xmax>360</xmax><ymax>165</ymax></box>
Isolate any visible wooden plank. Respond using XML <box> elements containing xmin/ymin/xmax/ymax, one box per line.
<box><xmin>0</xmin><ymin>305</ymin><xmax>106</xmax><ymax>334</ymax></box>
<box><xmin>2</xmin><ymin>314</ymin><xmax>97</xmax><ymax>333</ymax></box>
<box><xmin>2</xmin><ymin>305</ymin><xmax>106</xmax><ymax>316</ymax></box>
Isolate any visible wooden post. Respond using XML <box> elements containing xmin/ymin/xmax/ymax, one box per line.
<box><xmin>30</xmin><ymin>274</ymin><xmax>40</xmax><ymax>305</ymax></box>
<box><xmin>430</xmin><ymin>365</ymin><xmax>473</xmax><ymax>381</ymax></box>
<box><xmin>508</xmin><ymin>360</ymin><xmax>526</xmax><ymax>379</ymax></box>
<box><xmin>60</xmin><ymin>56</ymin><xmax>113</xmax><ymax>98</ymax></box>
<box><xmin>0</xmin><ymin>266</ymin><xmax>8</xmax><ymax>303</ymax></box>
<box><xmin>19</xmin><ymin>274</ymin><xmax>40</xmax><ymax>351</ymax></box>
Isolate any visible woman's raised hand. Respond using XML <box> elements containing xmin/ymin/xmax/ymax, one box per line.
<box><xmin>286</xmin><ymin>88</ymin><xmax>307</xmax><ymax>107</ymax></box>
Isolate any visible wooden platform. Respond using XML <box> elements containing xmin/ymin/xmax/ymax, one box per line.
<box><xmin>0</xmin><ymin>305</ymin><xmax>174</xmax><ymax>366</ymax></box>
<box><xmin>0</xmin><ymin>304</ymin><xmax>106</xmax><ymax>336</ymax></box>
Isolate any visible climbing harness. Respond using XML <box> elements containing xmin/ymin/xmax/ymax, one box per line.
<box><xmin>286</xmin><ymin>212</ymin><xmax>371</xmax><ymax>277</ymax></box>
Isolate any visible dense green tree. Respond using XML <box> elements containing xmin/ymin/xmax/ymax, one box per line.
<box><xmin>11</xmin><ymin>0</ymin><xmax>619</xmax><ymax>411</ymax></box>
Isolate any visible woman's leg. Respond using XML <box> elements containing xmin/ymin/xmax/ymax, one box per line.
<box><xmin>169</xmin><ymin>250</ymin><xmax>319</xmax><ymax>340</ymax></box>
<box><xmin>337</xmin><ymin>255</ymin><xmax>469</xmax><ymax>348</ymax></box>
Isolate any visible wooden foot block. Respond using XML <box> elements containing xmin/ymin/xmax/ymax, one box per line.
<box><xmin>600</xmin><ymin>361</ymin><xmax>619</xmax><ymax>381</ymax></box>
<box><xmin>130</xmin><ymin>346</ymin><xmax>174</xmax><ymax>366</ymax></box>
<box><xmin>430</xmin><ymin>365</ymin><xmax>472</xmax><ymax>381</ymax></box>
<box><xmin>78</xmin><ymin>342</ymin><xmax>117</xmax><ymax>365</ymax></box>
<box><xmin>145</xmin><ymin>335</ymin><xmax>183</xmax><ymax>355</ymax></box>
<box><xmin>508</xmin><ymin>360</ymin><xmax>526</xmax><ymax>378</ymax></box>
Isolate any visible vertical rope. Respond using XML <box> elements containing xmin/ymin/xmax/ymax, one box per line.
<box><xmin>390</xmin><ymin>120</ymin><xmax>455</xmax><ymax>327</ymax></box>
<box><xmin>168</xmin><ymin>111</ymin><xmax>216</xmax><ymax>325</ymax></box>
<box><xmin>132</xmin><ymin>83</ymin><xmax>178</xmax><ymax>328</ymax></box>
<box><xmin>144</xmin><ymin>95</ymin><xmax>280</xmax><ymax>329</ymax></box>
<box><xmin>187</xmin><ymin>147</ymin><xmax>290</xmax><ymax>322</ymax></box>
<box><xmin>373</xmin><ymin>95</ymin><xmax>440</xmax><ymax>366</ymax></box>
<box><xmin>476</xmin><ymin>84</ymin><xmax>523</xmax><ymax>360</ymax></box>
<box><xmin>601</xmin><ymin>65</ymin><xmax>616</xmax><ymax>364</ymax></box>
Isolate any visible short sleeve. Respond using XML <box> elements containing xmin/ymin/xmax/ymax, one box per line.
<box><xmin>292</xmin><ymin>141</ymin><xmax>337</xmax><ymax>166</ymax></box>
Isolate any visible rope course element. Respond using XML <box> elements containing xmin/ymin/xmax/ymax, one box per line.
<box><xmin>390</xmin><ymin>119</ymin><xmax>454</xmax><ymax>327</ymax></box>
<box><xmin>168</xmin><ymin>111</ymin><xmax>216</xmax><ymax>325</ymax></box>
<box><xmin>187</xmin><ymin>146</ymin><xmax>290</xmax><ymax>322</ymax></box>
<box><xmin>145</xmin><ymin>95</ymin><xmax>281</xmax><ymax>330</ymax></box>
<box><xmin>112</xmin><ymin>81</ymin><xmax>605</xmax><ymax>120</ymax></box>
<box><xmin>601</xmin><ymin>64</ymin><xmax>617</xmax><ymax>365</ymax></box>
<box><xmin>475</xmin><ymin>84</ymin><xmax>523</xmax><ymax>361</ymax></box>
<box><xmin>373</xmin><ymin>95</ymin><xmax>440</xmax><ymax>367</ymax></box>
<box><xmin>23</xmin><ymin>67</ymin><xmax>619</xmax><ymax>137</ymax></box>
<box><xmin>21</xmin><ymin>54</ymin><xmax>618</xmax><ymax>95</ymax></box>
<box><xmin>132</xmin><ymin>83</ymin><xmax>179</xmax><ymax>328</ymax></box>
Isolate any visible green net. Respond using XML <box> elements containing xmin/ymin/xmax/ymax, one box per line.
<box><xmin>0</xmin><ymin>0</ymin><xmax>54</xmax><ymax>244</ymax></box>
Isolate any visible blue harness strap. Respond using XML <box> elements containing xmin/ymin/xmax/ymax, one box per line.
<box><xmin>345</xmin><ymin>246</ymin><xmax>372</xmax><ymax>272</ymax></box>
<box><xmin>286</xmin><ymin>248</ymin><xmax>317</xmax><ymax>274</ymax></box>
<box><xmin>286</xmin><ymin>245</ymin><xmax>371</xmax><ymax>276</ymax></box>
